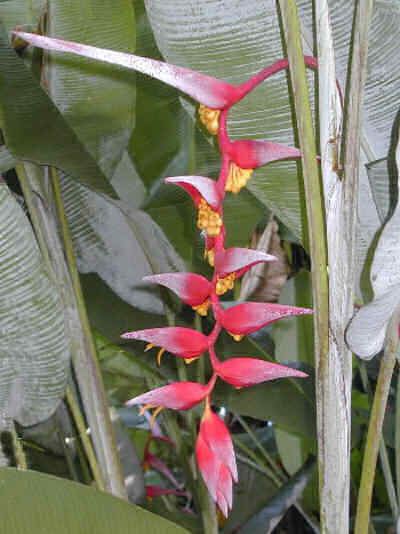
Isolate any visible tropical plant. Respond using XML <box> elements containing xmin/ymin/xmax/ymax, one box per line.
<box><xmin>0</xmin><ymin>1</ymin><xmax>399</xmax><ymax>533</ymax></box>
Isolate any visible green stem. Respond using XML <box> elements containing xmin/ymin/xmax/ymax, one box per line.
<box><xmin>51</xmin><ymin>168</ymin><xmax>126</xmax><ymax>499</ymax></box>
<box><xmin>278</xmin><ymin>0</ymin><xmax>330</xmax><ymax>522</ymax></box>
<box><xmin>354</xmin><ymin>316</ymin><xmax>399</xmax><ymax>534</ymax></box>
<box><xmin>65</xmin><ymin>387</ymin><xmax>105</xmax><ymax>490</ymax></box>
<box><xmin>10</xmin><ymin>423</ymin><xmax>27</xmax><ymax>470</ymax></box>
<box><xmin>360</xmin><ymin>364</ymin><xmax>399</xmax><ymax>518</ymax></box>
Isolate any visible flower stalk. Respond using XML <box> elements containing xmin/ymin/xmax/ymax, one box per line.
<box><xmin>354</xmin><ymin>314</ymin><xmax>399</xmax><ymax>534</ymax></box>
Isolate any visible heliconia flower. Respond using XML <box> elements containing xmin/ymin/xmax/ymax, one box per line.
<box><xmin>212</xmin><ymin>356</ymin><xmax>308</xmax><ymax>388</ymax></box>
<box><xmin>225</xmin><ymin>139</ymin><xmax>302</xmax><ymax>194</ymax></box>
<box><xmin>213</xmin><ymin>247</ymin><xmax>276</xmax><ymax>296</ymax></box>
<box><xmin>126</xmin><ymin>377</ymin><xmax>216</xmax><ymax>414</ymax></box>
<box><xmin>165</xmin><ymin>176</ymin><xmax>223</xmax><ymax>238</ymax></box>
<box><xmin>121</xmin><ymin>326</ymin><xmax>208</xmax><ymax>364</ymax></box>
<box><xmin>216</xmin><ymin>302</ymin><xmax>313</xmax><ymax>341</ymax></box>
<box><xmin>144</xmin><ymin>273</ymin><xmax>212</xmax><ymax>316</ymax></box>
<box><xmin>145</xmin><ymin>485</ymin><xmax>186</xmax><ymax>500</ymax></box>
<box><xmin>196</xmin><ymin>402</ymin><xmax>236</xmax><ymax>516</ymax></box>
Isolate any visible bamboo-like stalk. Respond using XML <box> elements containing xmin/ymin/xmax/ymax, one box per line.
<box><xmin>65</xmin><ymin>387</ymin><xmax>105</xmax><ymax>490</ymax></box>
<box><xmin>278</xmin><ymin>0</ymin><xmax>330</xmax><ymax>529</ymax></box>
<box><xmin>354</xmin><ymin>315</ymin><xmax>399</xmax><ymax>534</ymax></box>
<box><xmin>50</xmin><ymin>169</ymin><xmax>127</xmax><ymax>499</ymax></box>
<box><xmin>359</xmin><ymin>364</ymin><xmax>399</xmax><ymax>519</ymax></box>
<box><xmin>16</xmin><ymin>163</ymin><xmax>112</xmax><ymax>496</ymax></box>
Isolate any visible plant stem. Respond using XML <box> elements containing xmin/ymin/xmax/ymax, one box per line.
<box><xmin>278</xmin><ymin>1</ymin><xmax>330</xmax><ymax>527</ymax></box>
<box><xmin>65</xmin><ymin>386</ymin><xmax>105</xmax><ymax>490</ymax></box>
<box><xmin>354</xmin><ymin>316</ymin><xmax>399</xmax><ymax>534</ymax></box>
<box><xmin>359</xmin><ymin>364</ymin><xmax>399</xmax><ymax>519</ymax></box>
<box><xmin>10</xmin><ymin>423</ymin><xmax>27</xmax><ymax>470</ymax></box>
<box><xmin>51</xmin><ymin>168</ymin><xmax>127</xmax><ymax>499</ymax></box>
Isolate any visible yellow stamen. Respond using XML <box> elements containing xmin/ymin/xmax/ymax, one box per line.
<box><xmin>139</xmin><ymin>404</ymin><xmax>164</xmax><ymax>427</ymax></box>
<box><xmin>204</xmin><ymin>248</ymin><xmax>215</xmax><ymax>267</ymax></box>
<box><xmin>225</xmin><ymin>162</ymin><xmax>253</xmax><ymax>194</ymax></box>
<box><xmin>198</xmin><ymin>104</ymin><xmax>220</xmax><ymax>135</ymax></box>
<box><xmin>139</xmin><ymin>403</ymin><xmax>155</xmax><ymax>416</ymax></box>
<box><xmin>215</xmin><ymin>273</ymin><xmax>236</xmax><ymax>296</ymax></box>
<box><xmin>144</xmin><ymin>343</ymin><xmax>154</xmax><ymax>352</ymax></box>
<box><xmin>228</xmin><ymin>332</ymin><xmax>244</xmax><ymax>342</ymax></box>
<box><xmin>197</xmin><ymin>199</ymin><xmax>223</xmax><ymax>237</ymax></box>
<box><xmin>150</xmin><ymin>406</ymin><xmax>164</xmax><ymax>427</ymax></box>
<box><xmin>192</xmin><ymin>299</ymin><xmax>210</xmax><ymax>316</ymax></box>
<box><xmin>184</xmin><ymin>357</ymin><xmax>198</xmax><ymax>365</ymax></box>
<box><xmin>156</xmin><ymin>348</ymin><xmax>166</xmax><ymax>366</ymax></box>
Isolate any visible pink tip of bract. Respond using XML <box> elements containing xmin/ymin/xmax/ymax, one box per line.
<box><xmin>12</xmin><ymin>31</ymin><xmax>240</xmax><ymax>109</ymax></box>
<box><xmin>126</xmin><ymin>381</ymin><xmax>211</xmax><ymax>411</ymax></box>
<box><xmin>228</xmin><ymin>139</ymin><xmax>301</xmax><ymax>169</ymax></box>
<box><xmin>214</xmin><ymin>357</ymin><xmax>308</xmax><ymax>388</ymax></box>
<box><xmin>121</xmin><ymin>326</ymin><xmax>208</xmax><ymax>359</ymax></box>
<box><xmin>165</xmin><ymin>176</ymin><xmax>222</xmax><ymax>209</ymax></box>
<box><xmin>214</xmin><ymin>247</ymin><xmax>276</xmax><ymax>277</ymax></box>
<box><xmin>143</xmin><ymin>273</ymin><xmax>211</xmax><ymax>307</ymax></box>
<box><xmin>218</xmin><ymin>302</ymin><xmax>313</xmax><ymax>336</ymax></box>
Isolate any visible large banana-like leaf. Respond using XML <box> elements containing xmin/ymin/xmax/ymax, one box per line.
<box><xmin>46</xmin><ymin>0</ymin><xmax>136</xmax><ymax>179</ymax></box>
<box><xmin>61</xmin><ymin>173</ymin><xmax>185</xmax><ymax>314</ymax></box>
<box><xmin>0</xmin><ymin>180</ymin><xmax>70</xmax><ymax>427</ymax></box>
<box><xmin>0</xmin><ymin>0</ymin><xmax>46</xmax><ymax>34</ymax></box>
<box><xmin>347</xmin><ymin>119</ymin><xmax>400</xmax><ymax>359</ymax></box>
<box><xmin>0</xmin><ymin>26</ymin><xmax>114</xmax><ymax>197</ymax></box>
<box><xmin>0</xmin><ymin>468</ymin><xmax>188</xmax><ymax>533</ymax></box>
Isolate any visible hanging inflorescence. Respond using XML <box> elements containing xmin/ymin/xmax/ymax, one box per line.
<box><xmin>13</xmin><ymin>30</ymin><xmax>315</xmax><ymax>516</ymax></box>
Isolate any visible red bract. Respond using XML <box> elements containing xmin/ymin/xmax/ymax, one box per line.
<box><xmin>126</xmin><ymin>379</ymin><xmax>214</xmax><ymax>411</ymax></box>
<box><xmin>216</xmin><ymin>301</ymin><xmax>313</xmax><ymax>338</ymax></box>
<box><xmin>165</xmin><ymin>176</ymin><xmax>222</xmax><ymax>209</ymax></box>
<box><xmin>196</xmin><ymin>404</ymin><xmax>236</xmax><ymax>516</ymax></box>
<box><xmin>13</xmin><ymin>32</ymin><xmax>240</xmax><ymax>110</ymax></box>
<box><xmin>165</xmin><ymin>176</ymin><xmax>224</xmax><ymax>238</ymax></box>
<box><xmin>213</xmin><ymin>357</ymin><xmax>308</xmax><ymax>388</ymax></box>
<box><xmin>200</xmin><ymin>405</ymin><xmax>237</xmax><ymax>483</ymax></box>
<box><xmin>215</xmin><ymin>247</ymin><xmax>276</xmax><ymax>277</ymax></box>
<box><xmin>144</xmin><ymin>273</ymin><xmax>212</xmax><ymax>316</ymax></box>
<box><xmin>228</xmin><ymin>139</ymin><xmax>301</xmax><ymax>169</ymax></box>
<box><xmin>121</xmin><ymin>326</ymin><xmax>208</xmax><ymax>362</ymax></box>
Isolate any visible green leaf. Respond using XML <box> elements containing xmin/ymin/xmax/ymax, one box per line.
<box><xmin>61</xmin><ymin>174</ymin><xmax>185</xmax><ymax>314</ymax></box>
<box><xmin>236</xmin><ymin>457</ymin><xmax>315</xmax><ymax>534</ymax></box>
<box><xmin>0</xmin><ymin>468</ymin><xmax>188</xmax><ymax>533</ymax></box>
<box><xmin>0</xmin><ymin>145</ymin><xmax>16</xmax><ymax>173</ymax></box>
<box><xmin>0</xmin><ymin>25</ymin><xmax>114</xmax><ymax>197</ymax></box>
<box><xmin>0</xmin><ymin>181</ymin><xmax>69</xmax><ymax>426</ymax></box>
<box><xmin>215</xmin><ymin>379</ymin><xmax>315</xmax><ymax>439</ymax></box>
<box><xmin>347</xmin><ymin>120</ymin><xmax>400</xmax><ymax>359</ymax></box>
<box><xmin>222</xmin><ymin>460</ymin><xmax>277</xmax><ymax>533</ymax></box>
<box><xmin>46</xmin><ymin>0</ymin><xmax>136</xmax><ymax>178</ymax></box>
<box><xmin>0</xmin><ymin>0</ymin><xmax>45</xmax><ymax>34</ymax></box>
